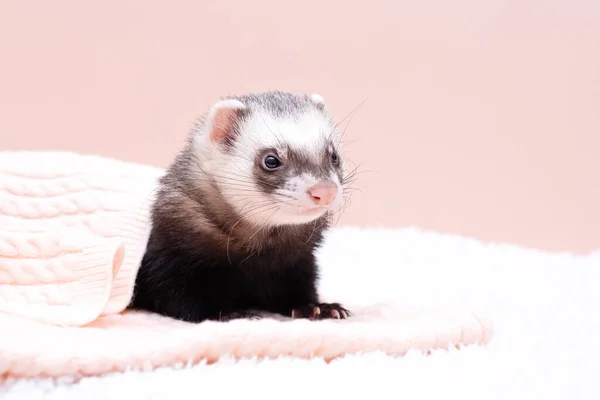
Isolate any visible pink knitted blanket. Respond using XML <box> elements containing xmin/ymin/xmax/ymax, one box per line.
<box><xmin>0</xmin><ymin>151</ymin><xmax>493</xmax><ymax>378</ymax></box>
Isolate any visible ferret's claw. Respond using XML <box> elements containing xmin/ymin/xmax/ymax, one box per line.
<box><xmin>291</xmin><ymin>303</ymin><xmax>351</xmax><ymax>321</ymax></box>
<box><xmin>312</xmin><ymin>306</ymin><xmax>321</xmax><ymax>319</ymax></box>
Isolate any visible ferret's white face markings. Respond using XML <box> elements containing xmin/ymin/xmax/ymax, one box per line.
<box><xmin>239</xmin><ymin>110</ymin><xmax>331</xmax><ymax>157</ymax></box>
<box><xmin>196</xmin><ymin>92</ymin><xmax>344</xmax><ymax>227</ymax></box>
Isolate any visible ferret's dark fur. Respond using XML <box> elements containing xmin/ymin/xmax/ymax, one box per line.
<box><xmin>129</xmin><ymin>91</ymin><xmax>350</xmax><ymax>323</ymax></box>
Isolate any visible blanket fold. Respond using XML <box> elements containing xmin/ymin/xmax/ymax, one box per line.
<box><xmin>0</xmin><ymin>229</ymin><xmax>124</xmax><ymax>326</ymax></box>
<box><xmin>0</xmin><ymin>151</ymin><xmax>493</xmax><ymax>379</ymax></box>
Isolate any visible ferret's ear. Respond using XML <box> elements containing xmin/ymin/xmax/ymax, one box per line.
<box><xmin>205</xmin><ymin>99</ymin><xmax>247</xmax><ymax>145</ymax></box>
<box><xmin>309</xmin><ymin>93</ymin><xmax>326</xmax><ymax>111</ymax></box>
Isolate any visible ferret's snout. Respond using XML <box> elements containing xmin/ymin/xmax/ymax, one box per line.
<box><xmin>307</xmin><ymin>183</ymin><xmax>338</xmax><ymax>206</ymax></box>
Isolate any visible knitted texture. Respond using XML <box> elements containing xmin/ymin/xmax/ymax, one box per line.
<box><xmin>0</xmin><ymin>151</ymin><xmax>493</xmax><ymax>379</ymax></box>
<box><xmin>0</xmin><ymin>151</ymin><xmax>161</xmax><ymax>322</ymax></box>
<box><xmin>0</xmin><ymin>229</ymin><xmax>124</xmax><ymax>326</ymax></box>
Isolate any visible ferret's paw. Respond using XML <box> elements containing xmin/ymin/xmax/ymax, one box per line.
<box><xmin>291</xmin><ymin>303</ymin><xmax>351</xmax><ymax>320</ymax></box>
<box><xmin>218</xmin><ymin>310</ymin><xmax>262</xmax><ymax>322</ymax></box>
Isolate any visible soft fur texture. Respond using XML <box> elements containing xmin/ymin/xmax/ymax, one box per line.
<box><xmin>2</xmin><ymin>227</ymin><xmax>598</xmax><ymax>399</ymax></box>
<box><xmin>0</xmin><ymin>150</ymin><xmax>492</xmax><ymax>380</ymax></box>
<box><xmin>131</xmin><ymin>91</ymin><xmax>352</xmax><ymax>323</ymax></box>
<box><xmin>191</xmin><ymin>91</ymin><xmax>344</xmax><ymax>226</ymax></box>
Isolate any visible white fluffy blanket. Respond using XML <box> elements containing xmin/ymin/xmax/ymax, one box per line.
<box><xmin>2</xmin><ymin>226</ymin><xmax>599</xmax><ymax>399</ymax></box>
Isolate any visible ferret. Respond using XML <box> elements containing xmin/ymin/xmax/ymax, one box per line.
<box><xmin>129</xmin><ymin>91</ymin><xmax>351</xmax><ymax>323</ymax></box>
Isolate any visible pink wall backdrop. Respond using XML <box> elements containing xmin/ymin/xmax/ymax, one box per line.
<box><xmin>1</xmin><ymin>0</ymin><xmax>599</xmax><ymax>253</ymax></box>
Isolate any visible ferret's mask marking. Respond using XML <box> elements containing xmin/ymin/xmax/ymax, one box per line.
<box><xmin>198</xmin><ymin>93</ymin><xmax>344</xmax><ymax>227</ymax></box>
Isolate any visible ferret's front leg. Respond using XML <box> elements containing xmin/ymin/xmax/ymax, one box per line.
<box><xmin>282</xmin><ymin>264</ymin><xmax>352</xmax><ymax>320</ymax></box>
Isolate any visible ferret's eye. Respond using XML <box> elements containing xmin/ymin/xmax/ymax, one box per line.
<box><xmin>331</xmin><ymin>151</ymin><xmax>340</xmax><ymax>166</ymax></box>
<box><xmin>263</xmin><ymin>155</ymin><xmax>281</xmax><ymax>170</ymax></box>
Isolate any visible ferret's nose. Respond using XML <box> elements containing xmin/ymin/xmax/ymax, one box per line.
<box><xmin>307</xmin><ymin>183</ymin><xmax>338</xmax><ymax>206</ymax></box>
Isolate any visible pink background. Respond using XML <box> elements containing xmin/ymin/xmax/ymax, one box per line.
<box><xmin>1</xmin><ymin>0</ymin><xmax>598</xmax><ymax>253</ymax></box>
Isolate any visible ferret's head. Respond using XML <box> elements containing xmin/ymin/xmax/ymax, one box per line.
<box><xmin>194</xmin><ymin>91</ymin><xmax>345</xmax><ymax>226</ymax></box>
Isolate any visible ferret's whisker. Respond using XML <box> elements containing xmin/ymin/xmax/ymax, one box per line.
<box><xmin>214</xmin><ymin>164</ymin><xmax>280</xmax><ymax>189</ymax></box>
<box><xmin>329</xmin><ymin>97</ymin><xmax>368</xmax><ymax>142</ymax></box>
<box><xmin>190</xmin><ymin>176</ymin><xmax>258</xmax><ymax>190</ymax></box>
<box><xmin>342</xmin><ymin>188</ymin><xmax>365</xmax><ymax>197</ymax></box>
<box><xmin>136</xmin><ymin>185</ymin><xmax>161</xmax><ymax>218</ymax></box>
<box><xmin>226</xmin><ymin>203</ymin><xmax>279</xmax><ymax>266</ymax></box>
<box><xmin>226</xmin><ymin>168</ymin><xmax>280</xmax><ymax>190</ymax></box>
<box><xmin>242</xmin><ymin>206</ymin><xmax>281</xmax><ymax>262</ymax></box>
<box><xmin>304</xmin><ymin>218</ymin><xmax>319</xmax><ymax>245</ymax></box>
<box><xmin>258</xmin><ymin>113</ymin><xmax>286</xmax><ymax>149</ymax></box>
<box><xmin>332</xmin><ymin>196</ymin><xmax>353</xmax><ymax>226</ymax></box>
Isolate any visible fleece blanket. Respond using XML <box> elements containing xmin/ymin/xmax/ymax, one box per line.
<box><xmin>0</xmin><ymin>151</ymin><xmax>492</xmax><ymax>379</ymax></box>
<box><xmin>2</xmin><ymin>228</ymin><xmax>598</xmax><ymax>399</ymax></box>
